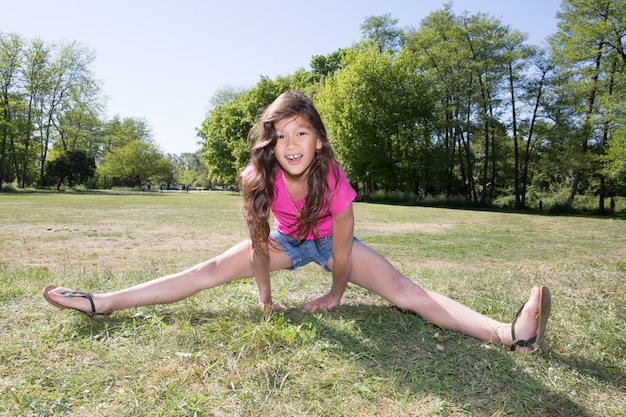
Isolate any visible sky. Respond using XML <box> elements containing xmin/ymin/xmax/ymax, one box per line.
<box><xmin>4</xmin><ymin>0</ymin><xmax>563</xmax><ymax>155</ymax></box>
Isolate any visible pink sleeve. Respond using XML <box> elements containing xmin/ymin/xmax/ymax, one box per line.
<box><xmin>327</xmin><ymin>165</ymin><xmax>356</xmax><ymax>215</ymax></box>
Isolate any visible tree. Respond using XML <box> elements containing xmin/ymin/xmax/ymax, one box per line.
<box><xmin>208</xmin><ymin>85</ymin><xmax>247</xmax><ymax>108</ymax></box>
<box><xmin>199</xmin><ymin>96</ymin><xmax>250</xmax><ymax>185</ymax></box>
<box><xmin>317</xmin><ymin>43</ymin><xmax>436</xmax><ymax>194</ymax></box>
<box><xmin>99</xmin><ymin>139</ymin><xmax>173</xmax><ymax>188</ymax></box>
<box><xmin>35</xmin><ymin>41</ymin><xmax>97</xmax><ymax>187</ymax></box>
<box><xmin>405</xmin><ymin>7</ymin><xmax>481</xmax><ymax>200</ymax></box>
<box><xmin>550</xmin><ymin>0</ymin><xmax>626</xmax><ymax>210</ymax></box>
<box><xmin>1</xmin><ymin>34</ymin><xmax>101</xmax><ymax>188</ymax></box>
<box><xmin>17</xmin><ymin>37</ymin><xmax>49</xmax><ymax>188</ymax></box>
<box><xmin>102</xmin><ymin>116</ymin><xmax>152</xmax><ymax>155</ymax></box>
<box><xmin>45</xmin><ymin>149</ymin><xmax>96</xmax><ymax>190</ymax></box>
<box><xmin>514</xmin><ymin>49</ymin><xmax>555</xmax><ymax>208</ymax></box>
<box><xmin>171</xmin><ymin>151</ymin><xmax>208</xmax><ymax>189</ymax></box>
<box><xmin>0</xmin><ymin>32</ymin><xmax>23</xmax><ymax>186</ymax></box>
<box><xmin>360</xmin><ymin>14</ymin><xmax>403</xmax><ymax>53</ymax></box>
<box><xmin>406</xmin><ymin>6</ymin><xmax>491</xmax><ymax>199</ymax></box>
<box><xmin>405</xmin><ymin>6</ymin><xmax>548</xmax><ymax>204</ymax></box>
<box><xmin>456</xmin><ymin>12</ymin><xmax>529</xmax><ymax>204</ymax></box>
<box><xmin>310</xmin><ymin>49</ymin><xmax>348</xmax><ymax>77</ymax></box>
<box><xmin>52</xmin><ymin>71</ymin><xmax>104</xmax><ymax>156</ymax></box>
<box><xmin>52</xmin><ymin>99</ymin><xmax>104</xmax><ymax>157</ymax></box>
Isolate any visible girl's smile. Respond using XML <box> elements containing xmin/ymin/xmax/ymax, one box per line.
<box><xmin>285</xmin><ymin>154</ymin><xmax>303</xmax><ymax>162</ymax></box>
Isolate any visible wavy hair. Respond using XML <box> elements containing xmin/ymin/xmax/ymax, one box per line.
<box><xmin>242</xmin><ymin>91</ymin><xmax>339</xmax><ymax>258</ymax></box>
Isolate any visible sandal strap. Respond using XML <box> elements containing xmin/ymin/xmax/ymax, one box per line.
<box><xmin>60</xmin><ymin>290</ymin><xmax>107</xmax><ymax>317</ymax></box>
<box><xmin>511</xmin><ymin>335</ymin><xmax>537</xmax><ymax>351</ymax></box>
<box><xmin>510</xmin><ymin>302</ymin><xmax>537</xmax><ymax>352</ymax></box>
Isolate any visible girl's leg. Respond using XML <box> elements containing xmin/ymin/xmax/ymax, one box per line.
<box><xmin>46</xmin><ymin>239</ymin><xmax>293</xmax><ymax>314</ymax></box>
<box><xmin>342</xmin><ymin>241</ymin><xmax>542</xmax><ymax>348</ymax></box>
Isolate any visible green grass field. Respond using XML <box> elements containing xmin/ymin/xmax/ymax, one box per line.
<box><xmin>1</xmin><ymin>191</ymin><xmax>624</xmax><ymax>416</ymax></box>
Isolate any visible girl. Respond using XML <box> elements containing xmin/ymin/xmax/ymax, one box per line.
<box><xmin>44</xmin><ymin>91</ymin><xmax>550</xmax><ymax>353</ymax></box>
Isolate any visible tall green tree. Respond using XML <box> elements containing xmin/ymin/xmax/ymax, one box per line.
<box><xmin>461</xmin><ymin>12</ymin><xmax>521</xmax><ymax>203</ymax></box>
<box><xmin>514</xmin><ymin>49</ymin><xmax>555</xmax><ymax>208</ymax></box>
<box><xmin>0</xmin><ymin>32</ymin><xmax>23</xmax><ymax>186</ymax></box>
<box><xmin>406</xmin><ymin>6</ymin><xmax>541</xmax><ymax>203</ymax></box>
<box><xmin>37</xmin><ymin>41</ymin><xmax>98</xmax><ymax>187</ymax></box>
<box><xmin>199</xmin><ymin>90</ymin><xmax>250</xmax><ymax>185</ymax></box>
<box><xmin>550</xmin><ymin>0</ymin><xmax>626</xmax><ymax>210</ymax></box>
<box><xmin>18</xmin><ymin>37</ymin><xmax>49</xmax><ymax>188</ymax></box>
<box><xmin>1</xmin><ymin>35</ymin><xmax>101</xmax><ymax>188</ymax></box>
<box><xmin>317</xmin><ymin>43</ymin><xmax>435</xmax><ymax>194</ymax></box>
<box><xmin>405</xmin><ymin>7</ymin><xmax>477</xmax><ymax>198</ymax></box>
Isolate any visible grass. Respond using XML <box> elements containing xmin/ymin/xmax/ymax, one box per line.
<box><xmin>0</xmin><ymin>190</ymin><xmax>625</xmax><ymax>416</ymax></box>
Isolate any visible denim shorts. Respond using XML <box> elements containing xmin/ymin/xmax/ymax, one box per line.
<box><xmin>270</xmin><ymin>230</ymin><xmax>358</xmax><ymax>272</ymax></box>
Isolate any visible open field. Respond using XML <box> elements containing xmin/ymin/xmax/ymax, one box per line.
<box><xmin>1</xmin><ymin>191</ymin><xmax>625</xmax><ymax>416</ymax></box>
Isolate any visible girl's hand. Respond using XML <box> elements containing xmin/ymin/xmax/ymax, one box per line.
<box><xmin>259</xmin><ymin>301</ymin><xmax>288</xmax><ymax>311</ymax></box>
<box><xmin>303</xmin><ymin>293</ymin><xmax>341</xmax><ymax>312</ymax></box>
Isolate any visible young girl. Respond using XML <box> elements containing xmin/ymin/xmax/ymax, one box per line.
<box><xmin>44</xmin><ymin>91</ymin><xmax>550</xmax><ymax>352</ymax></box>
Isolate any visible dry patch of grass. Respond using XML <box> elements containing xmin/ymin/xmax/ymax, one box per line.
<box><xmin>357</xmin><ymin>221</ymin><xmax>453</xmax><ymax>235</ymax></box>
<box><xmin>1</xmin><ymin>192</ymin><xmax>246</xmax><ymax>273</ymax></box>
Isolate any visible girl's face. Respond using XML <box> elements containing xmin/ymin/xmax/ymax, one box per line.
<box><xmin>272</xmin><ymin>115</ymin><xmax>322</xmax><ymax>180</ymax></box>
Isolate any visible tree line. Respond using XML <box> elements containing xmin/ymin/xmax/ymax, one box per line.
<box><xmin>0</xmin><ymin>33</ymin><xmax>207</xmax><ymax>190</ymax></box>
<box><xmin>2</xmin><ymin>0</ymin><xmax>625</xmax><ymax>213</ymax></box>
<box><xmin>200</xmin><ymin>1</ymin><xmax>625</xmax><ymax>211</ymax></box>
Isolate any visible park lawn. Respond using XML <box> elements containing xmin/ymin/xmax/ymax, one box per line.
<box><xmin>0</xmin><ymin>191</ymin><xmax>624</xmax><ymax>416</ymax></box>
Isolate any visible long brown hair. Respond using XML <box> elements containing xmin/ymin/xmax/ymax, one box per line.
<box><xmin>242</xmin><ymin>91</ymin><xmax>339</xmax><ymax>258</ymax></box>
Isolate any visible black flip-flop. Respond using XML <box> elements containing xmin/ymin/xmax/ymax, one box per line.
<box><xmin>43</xmin><ymin>285</ymin><xmax>111</xmax><ymax>318</ymax></box>
<box><xmin>511</xmin><ymin>286</ymin><xmax>551</xmax><ymax>352</ymax></box>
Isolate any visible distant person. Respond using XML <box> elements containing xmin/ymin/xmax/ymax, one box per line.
<box><xmin>44</xmin><ymin>92</ymin><xmax>550</xmax><ymax>353</ymax></box>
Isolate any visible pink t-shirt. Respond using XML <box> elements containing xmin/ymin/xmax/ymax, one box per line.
<box><xmin>271</xmin><ymin>166</ymin><xmax>355</xmax><ymax>239</ymax></box>
<box><xmin>272</xmin><ymin>166</ymin><xmax>356</xmax><ymax>239</ymax></box>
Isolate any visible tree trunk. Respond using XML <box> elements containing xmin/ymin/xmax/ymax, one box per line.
<box><xmin>567</xmin><ymin>46</ymin><xmax>603</xmax><ymax>207</ymax></box>
<box><xmin>598</xmin><ymin>176</ymin><xmax>605</xmax><ymax>213</ymax></box>
<box><xmin>566</xmin><ymin>170</ymin><xmax>581</xmax><ymax>207</ymax></box>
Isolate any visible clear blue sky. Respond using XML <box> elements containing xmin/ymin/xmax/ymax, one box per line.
<box><xmin>5</xmin><ymin>0</ymin><xmax>562</xmax><ymax>155</ymax></box>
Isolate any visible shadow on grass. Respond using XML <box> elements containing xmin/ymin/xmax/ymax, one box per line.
<box><xmin>287</xmin><ymin>304</ymin><xmax>590</xmax><ymax>416</ymax></box>
<box><xmin>64</xmin><ymin>302</ymin><xmax>602</xmax><ymax>416</ymax></box>
<box><xmin>547</xmin><ymin>351</ymin><xmax>626</xmax><ymax>389</ymax></box>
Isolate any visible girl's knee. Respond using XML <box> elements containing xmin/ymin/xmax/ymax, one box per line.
<box><xmin>189</xmin><ymin>258</ymin><xmax>229</xmax><ymax>289</ymax></box>
<box><xmin>380</xmin><ymin>275</ymin><xmax>426</xmax><ymax>310</ymax></box>
<box><xmin>192</xmin><ymin>258</ymin><xmax>218</xmax><ymax>275</ymax></box>
<box><xmin>348</xmin><ymin>268</ymin><xmax>418</xmax><ymax>312</ymax></box>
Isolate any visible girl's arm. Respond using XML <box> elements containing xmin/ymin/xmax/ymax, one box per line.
<box><xmin>252</xmin><ymin>244</ymin><xmax>286</xmax><ymax>311</ymax></box>
<box><xmin>303</xmin><ymin>203</ymin><xmax>355</xmax><ymax>311</ymax></box>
